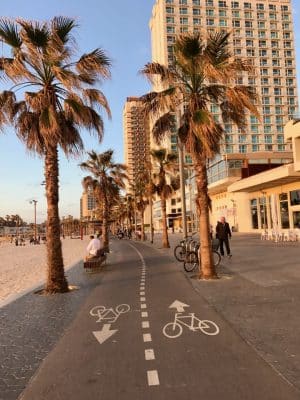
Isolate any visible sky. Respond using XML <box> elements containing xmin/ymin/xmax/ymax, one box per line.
<box><xmin>0</xmin><ymin>0</ymin><xmax>299</xmax><ymax>223</ymax></box>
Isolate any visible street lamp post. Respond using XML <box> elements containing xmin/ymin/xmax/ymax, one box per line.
<box><xmin>178</xmin><ymin>139</ymin><xmax>188</xmax><ymax>239</ymax></box>
<box><xmin>30</xmin><ymin>200</ymin><xmax>38</xmax><ymax>241</ymax></box>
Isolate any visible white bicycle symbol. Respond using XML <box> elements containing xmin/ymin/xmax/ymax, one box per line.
<box><xmin>163</xmin><ymin>312</ymin><xmax>219</xmax><ymax>338</ymax></box>
<box><xmin>90</xmin><ymin>304</ymin><xmax>130</xmax><ymax>324</ymax></box>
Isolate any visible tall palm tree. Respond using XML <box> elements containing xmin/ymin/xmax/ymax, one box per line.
<box><xmin>151</xmin><ymin>149</ymin><xmax>179</xmax><ymax>248</ymax></box>
<box><xmin>80</xmin><ymin>150</ymin><xmax>127</xmax><ymax>249</ymax></box>
<box><xmin>130</xmin><ymin>170</ymin><xmax>149</xmax><ymax>241</ymax></box>
<box><xmin>140</xmin><ymin>31</ymin><xmax>259</xmax><ymax>278</ymax></box>
<box><xmin>0</xmin><ymin>17</ymin><xmax>111</xmax><ymax>293</ymax></box>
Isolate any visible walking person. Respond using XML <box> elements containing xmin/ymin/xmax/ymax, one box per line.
<box><xmin>216</xmin><ymin>216</ymin><xmax>232</xmax><ymax>258</ymax></box>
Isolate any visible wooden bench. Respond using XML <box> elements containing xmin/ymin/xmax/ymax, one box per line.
<box><xmin>83</xmin><ymin>254</ymin><xmax>107</xmax><ymax>272</ymax></box>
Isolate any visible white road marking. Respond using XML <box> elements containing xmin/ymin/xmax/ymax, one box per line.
<box><xmin>142</xmin><ymin>321</ymin><xmax>150</xmax><ymax>329</ymax></box>
<box><xmin>141</xmin><ymin>303</ymin><xmax>147</xmax><ymax>309</ymax></box>
<box><xmin>140</xmin><ymin>291</ymin><xmax>145</xmax><ymax>295</ymax></box>
<box><xmin>143</xmin><ymin>333</ymin><xmax>152</xmax><ymax>342</ymax></box>
<box><xmin>141</xmin><ymin>311</ymin><xmax>148</xmax><ymax>318</ymax></box>
<box><xmin>147</xmin><ymin>370</ymin><xmax>160</xmax><ymax>386</ymax></box>
<box><xmin>140</xmin><ymin>297</ymin><xmax>146</xmax><ymax>301</ymax></box>
<box><xmin>145</xmin><ymin>349</ymin><xmax>155</xmax><ymax>360</ymax></box>
<box><xmin>93</xmin><ymin>324</ymin><xmax>117</xmax><ymax>344</ymax></box>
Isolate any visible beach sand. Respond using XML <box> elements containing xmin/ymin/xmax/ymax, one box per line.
<box><xmin>0</xmin><ymin>237</ymin><xmax>89</xmax><ymax>305</ymax></box>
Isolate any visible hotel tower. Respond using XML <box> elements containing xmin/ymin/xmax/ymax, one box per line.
<box><xmin>149</xmin><ymin>0</ymin><xmax>299</xmax><ymax>232</ymax></box>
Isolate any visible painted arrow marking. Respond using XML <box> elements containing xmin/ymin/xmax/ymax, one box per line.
<box><xmin>93</xmin><ymin>324</ymin><xmax>118</xmax><ymax>344</ymax></box>
<box><xmin>169</xmin><ymin>300</ymin><xmax>190</xmax><ymax>312</ymax></box>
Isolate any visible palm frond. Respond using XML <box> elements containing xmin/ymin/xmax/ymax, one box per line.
<box><xmin>18</xmin><ymin>19</ymin><xmax>50</xmax><ymax>48</ymax></box>
<box><xmin>152</xmin><ymin>112</ymin><xmax>176</xmax><ymax>144</ymax></box>
<box><xmin>76</xmin><ymin>49</ymin><xmax>111</xmax><ymax>79</ymax></box>
<box><xmin>51</xmin><ymin>16</ymin><xmax>77</xmax><ymax>44</ymax></box>
<box><xmin>0</xmin><ymin>19</ymin><xmax>22</xmax><ymax>49</ymax></box>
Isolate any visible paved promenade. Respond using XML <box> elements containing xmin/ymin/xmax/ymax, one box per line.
<box><xmin>0</xmin><ymin>232</ymin><xmax>300</xmax><ymax>399</ymax></box>
<box><xmin>145</xmin><ymin>231</ymin><xmax>300</xmax><ymax>390</ymax></box>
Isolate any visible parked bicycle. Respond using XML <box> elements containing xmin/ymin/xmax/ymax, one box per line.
<box><xmin>183</xmin><ymin>239</ymin><xmax>221</xmax><ymax>272</ymax></box>
<box><xmin>173</xmin><ymin>232</ymin><xmax>198</xmax><ymax>262</ymax></box>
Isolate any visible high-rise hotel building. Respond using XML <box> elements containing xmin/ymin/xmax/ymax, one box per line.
<box><xmin>149</xmin><ymin>0</ymin><xmax>298</xmax><ymax>187</ymax></box>
<box><xmin>123</xmin><ymin>97</ymin><xmax>151</xmax><ymax>190</ymax></box>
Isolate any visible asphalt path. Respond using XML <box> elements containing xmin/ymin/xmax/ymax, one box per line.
<box><xmin>18</xmin><ymin>239</ymin><xmax>300</xmax><ymax>400</ymax></box>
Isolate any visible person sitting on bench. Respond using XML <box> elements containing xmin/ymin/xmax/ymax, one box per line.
<box><xmin>86</xmin><ymin>234</ymin><xmax>102</xmax><ymax>260</ymax></box>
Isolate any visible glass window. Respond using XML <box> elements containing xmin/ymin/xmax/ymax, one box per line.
<box><xmin>250</xmin><ymin>199</ymin><xmax>258</xmax><ymax>229</ymax></box>
<box><xmin>279</xmin><ymin>193</ymin><xmax>290</xmax><ymax>229</ymax></box>
<box><xmin>290</xmin><ymin>190</ymin><xmax>300</xmax><ymax>206</ymax></box>
<box><xmin>293</xmin><ymin>212</ymin><xmax>300</xmax><ymax>229</ymax></box>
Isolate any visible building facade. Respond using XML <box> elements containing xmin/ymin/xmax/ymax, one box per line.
<box><xmin>80</xmin><ymin>189</ymin><xmax>98</xmax><ymax>220</ymax></box>
<box><xmin>123</xmin><ymin>97</ymin><xmax>151</xmax><ymax>190</ymax></box>
<box><xmin>149</xmin><ymin>0</ymin><xmax>299</xmax><ymax>232</ymax></box>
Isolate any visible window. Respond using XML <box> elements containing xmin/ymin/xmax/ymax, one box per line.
<box><xmin>279</xmin><ymin>193</ymin><xmax>290</xmax><ymax>229</ymax></box>
<box><xmin>293</xmin><ymin>212</ymin><xmax>300</xmax><ymax>229</ymax></box>
<box><xmin>277</xmin><ymin>135</ymin><xmax>284</xmax><ymax>144</ymax></box>
<box><xmin>166</xmin><ymin>17</ymin><xmax>174</xmax><ymax>23</ymax></box>
<box><xmin>206</xmin><ymin>18</ymin><xmax>215</xmax><ymax>26</ymax></box>
<box><xmin>219</xmin><ymin>19</ymin><xmax>227</xmax><ymax>26</ymax></box>
<box><xmin>193</xmin><ymin>18</ymin><xmax>201</xmax><ymax>24</ymax></box>
<box><xmin>239</xmin><ymin>144</ymin><xmax>246</xmax><ymax>153</ymax></box>
<box><xmin>193</xmin><ymin>8</ymin><xmax>201</xmax><ymax>15</ymax></box>
<box><xmin>250</xmin><ymin>199</ymin><xmax>258</xmax><ymax>229</ymax></box>
<box><xmin>263</xmin><ymin>116</ymin><xmax>271</xmax><ymax>124</ymax></box>
<box><xmin>193</xmin><ymin>0</ymin><xmax>200</xmax><ymax>4</ymax></box>
<box><xmin>180</xmin><ymin>7</ymin><xmax>188</xmax><ymax>14</ymax></box>
<box><xmin>244</xmin><ymin>2</ymin><xmax>251</xmax><ymax>9</ymax></box>
<box><xmin>166</xmin><ymin>6</ymin><xmax>174</xmax><ymax>13</ymax></box>
<box><xmin>180</xmin><ymin>17</ymin><xmax>188</xmax><ymax>24</ymax></box>
<box><xmin>251</xmin><ymin>135</ymin><xmax>259</xmax><ymax>143</ymax></box>
<box><xmin>264</xmin><ymin>125</ymin><xmax>271</xmax><ymax>133</ymax></box>
<box><xmin>231</xmin><ymin>1</ymin><xmax>239</xmax><ymax>8</ymax></box>
<box><xmin>167</xmin><ymin>26</ymin><xmax>175</xmax><ymax>33</ymax></box>
<box><xmin>252</xmin><ymin>144</ymin><xmax>259</xmax><ymax>152</ymax></box>
<box><xmin>232</xmin><ymin>20</ymin><xmax>240</xmax><ymax>27</ymax></box>
<box><xmin>257</xmin><ymin>3</ymin><xmax>264</xmax><ymax>10</ymax></box>
<box><xmin>206</xmin><ymin>9</ymin><xmax>214</xmax><ymax>16</ymax></box>
<box><xmin>179</xmin><ymin>0</ymin><xmax>187</xmax><ymax>4</ymax></box>
<box><xmin>219</xmin><ymin>0</ymin><xmax>226</xmax><ymax>6</ymax></box>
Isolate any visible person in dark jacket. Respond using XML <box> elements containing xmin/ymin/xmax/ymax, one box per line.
<box><xmin>216</xmin><ymin>216</ymin><xmax>232</xmax><ymax>258</ymax></box>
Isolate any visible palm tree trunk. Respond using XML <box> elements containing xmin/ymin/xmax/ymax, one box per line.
<box><xmin>194</xmin><ymin>155</ymin><xmax>217</xmax><ymax>279</ymax></box>
<box><xmin>45</xmin><ymin>145</ymin><xmax>69</xmax><ymax>293</ymax></box>
<box><xmin>141</xmin><ymin>208</ymin><xmax>145</xmax><ymax>241</ymax></box>
<box><xmin>161</xmin><ymin>198</ymin><xmax>170</xmax><ymax>248</ymax></box>
<box><xmin>102</xmin><ymin>196</ymin><xmax>109</xmax><ymax>250</ymax></box>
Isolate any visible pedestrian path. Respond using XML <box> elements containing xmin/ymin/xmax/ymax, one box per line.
<box><xmin>18</xmin><ymin>239</ymin><xmax>299</xmax><ymax>400</ymax></box>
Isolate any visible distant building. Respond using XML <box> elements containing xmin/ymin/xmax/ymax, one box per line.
<box><xmin>80</xmin><ymin>189</ymin><xmax>98</xmax><ymax>220</ymax></box>
<box><xmin>123</xmin><ymin>97</ymin><xmax>151</xmax><ymax>191</ymax></box>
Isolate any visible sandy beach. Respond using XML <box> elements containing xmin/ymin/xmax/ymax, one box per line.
<box><xmin>0</xmin><ymin>237</ymin><xmax>89</xmax><ymax>305</ymax></box>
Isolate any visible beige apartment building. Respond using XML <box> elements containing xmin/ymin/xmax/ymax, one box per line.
<box><xmin>123</xmin><ymin>97</ymin><xmax>151</xmax><ymax>191</ymax></box>
<box><xmin>80</xmin><ymin>189</ymin><xmax>98</xmax><ymax>220</ymax></box>
<box><xmin>149</xmin><ymin>0</ymin><xmax>299</xmax><ymax>232</ymax></box>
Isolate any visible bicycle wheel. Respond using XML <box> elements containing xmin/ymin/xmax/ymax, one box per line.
<box><xmin>163</xmin><ymin>322</ymin><xmax>183</xmax><ymax>338</ymax></box>
<box><xmin>174</xmin><ymin>245</ymin><xmax>186</xmax><ymax>262</ymax></box>
<box><xmin>116</xmin><ymin>304</ymin><xmax>130</xmax><ymax>314</ymax></box>
<box><xmin>90</xmin><ymin>305</ymin><xmax>105</xmax><ymax>318</ymax></box>
<box><xmin>212</xmin><ymin>250</ymin><xmax>221</xmax><ymax>267</ymax></box>
<box><xmin>183</xmin><ymin>251</ymin><xmax>198</xmax><ymax>272</ymax></box>
<box><xmin>198</xmin><ymin>320</ymin><xmax>220</xmax><ymax>336</ymax></box>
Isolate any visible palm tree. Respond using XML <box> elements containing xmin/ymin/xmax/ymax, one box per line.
<box><xmin>140</xmin><ymin>31</ymin><xmax>259</xmax><ymax>278</ymax></box>
<box><xmin>0</xmin><ymin>17</ymin><xmax>111</xmax><ymax>293</ymax></box>
<box><xmin>151</xmin><ymin>149</ymin><xmax>179</xmax><ymax>248</ymax></box>
<box><xmin>130</xmin><ymin>170</ymin><xmax>150</xmax><ymax>241</ymax></box>
<box><xmin>80</xmin><ymin>150</ymin><xmax>127</xmax><ymax>249</ymax></box>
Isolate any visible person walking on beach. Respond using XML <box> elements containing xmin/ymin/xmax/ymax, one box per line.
<box><xmin>216</xmin><ymin>216</ymin><xmax>232</xmax><ymax>258</ymax></box>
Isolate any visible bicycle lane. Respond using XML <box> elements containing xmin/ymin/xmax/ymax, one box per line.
<box><xmin>129</xmin><ymin>241</ymin><xmax>300</xmax><ymax>400</ymax></box>
<box><xmin>18</xmin><ymin>239</ymin><xmax>161</xmax><ymax>400</ymax></box>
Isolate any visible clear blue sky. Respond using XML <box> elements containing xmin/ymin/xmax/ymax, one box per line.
<box><xmin>0</xmin><ymin>0</ymin><xmax>299</xmax><ymax>223</ymax></box>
